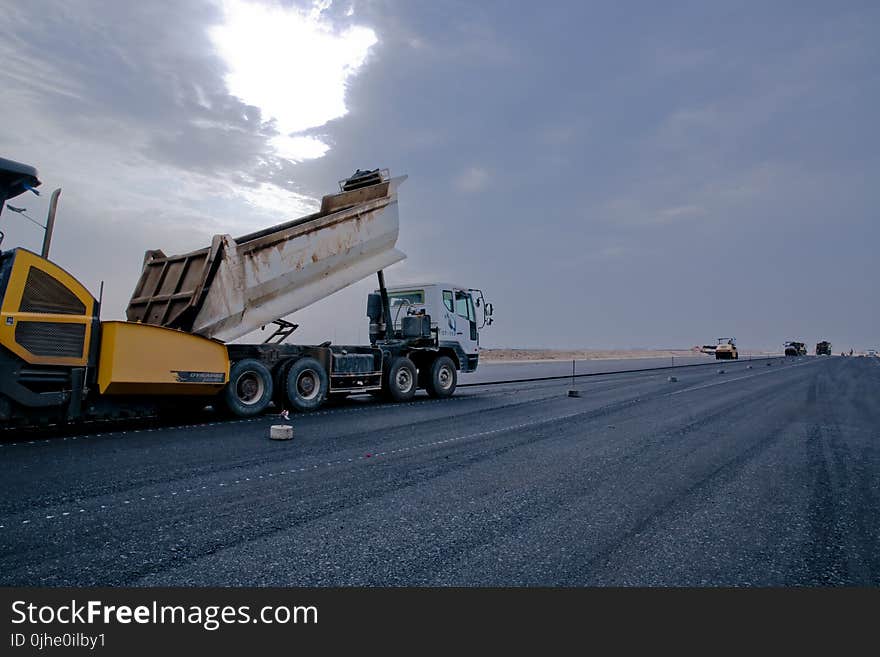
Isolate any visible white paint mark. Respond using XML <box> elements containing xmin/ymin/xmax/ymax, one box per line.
<box><xmin>668</xmin><ymin>359</ymin><xmax>818</xmax><ymax>396</ymax></box>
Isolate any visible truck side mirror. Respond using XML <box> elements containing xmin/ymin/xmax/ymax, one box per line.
<box><xmin>486</xmin><ymin>303</ymin><xmax>493</xmax><ymax>316</ymax></box>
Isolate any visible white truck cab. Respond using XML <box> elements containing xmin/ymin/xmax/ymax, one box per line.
<box><xmin>384</xmin><ymin>283</ymin><xmax>492</xmax><ymax>373</ymax></box>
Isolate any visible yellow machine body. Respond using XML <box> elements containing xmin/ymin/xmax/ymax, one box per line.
<box><xmin>715</xmin><ymin>339</ymin><xmax>738</xmax><ymax>360</ymax></box>
<box><xmin>0</xmin><ymin>248</ymin><xmax>96</xmax><ymax>366</ymax></box>
<box><xmin>97</xmin><ymin>321</ymin><xmax>229</xmax><ymax>395</ymax></box>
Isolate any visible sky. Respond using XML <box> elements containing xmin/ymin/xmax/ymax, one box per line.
<box><xmin>1</xmin><ymin>0</ymin><xmax>878</xmax><ymax>351</ymax></box>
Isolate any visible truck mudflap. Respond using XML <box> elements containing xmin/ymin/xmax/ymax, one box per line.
<box><xmin>438</xmin><ymin>340</ymin><xmax>478</xmax><ymax>373</ymax></box>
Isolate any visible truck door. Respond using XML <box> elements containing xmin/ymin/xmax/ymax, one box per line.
<box><xmin>453</xmin><ymin>289</ymin><xmax>479</xmax><ymax>355</ymax></box>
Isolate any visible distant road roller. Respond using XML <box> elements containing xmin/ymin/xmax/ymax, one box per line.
<box><xmin>714</xmin><ymin>337</ymin><xmax>738</xmax><ymax>360</ymax></box>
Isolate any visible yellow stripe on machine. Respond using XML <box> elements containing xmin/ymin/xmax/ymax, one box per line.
<box><xmin>97</xmin><ymin>321</ymin><xmax>229</xmax><ymax>395</ymax></box>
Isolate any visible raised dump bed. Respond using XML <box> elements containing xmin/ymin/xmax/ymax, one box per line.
<box><xmin>126</xmin><ymin>170</ymin><xmax>406</xmax><ymax>342</ymax></box>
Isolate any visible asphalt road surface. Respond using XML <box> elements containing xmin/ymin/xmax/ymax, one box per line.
<box><xmin>1</xmin><ymin>355</ymin><xmax>878</xmax><ymax>586</ymax></box>
<box><xmin>460</xmin><ymin>353</ymin><xmax>717</xmax><ymax>384</ymax></box>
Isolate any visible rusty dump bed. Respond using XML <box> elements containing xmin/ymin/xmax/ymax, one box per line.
<box><xmin>126</xmin><ymin>170</ymin><xmax>406</xmax><ymax>342</ymax></box>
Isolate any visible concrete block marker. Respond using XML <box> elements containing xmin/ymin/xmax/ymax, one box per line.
<box><xmin>667</xmin><ymin>376</ymin><xmax>678</xmax><ymax>382</ymax></box>
<box><xmin>269</xmin><ymin>425</ymin><xmax>294</xmax><ymax>441</ymax></box>
<box><xmin>568</xmin><ymin>390</ymin><xmax>581</xmax><ymax>397</ymax></box>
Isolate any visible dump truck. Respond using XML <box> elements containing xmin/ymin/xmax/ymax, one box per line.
<box><xmin>784</xmin><ymin>341</ymin><xmax>807</xmax><ymax>357</ymax></box>
<box><xmin>815</xmin><ymin>341</ymin><xmax>832</xmax><ymax>356</ymax></box>
<box><xmin>714</xmin><ymin>337</ymin><xmax>738</xmax><ymax>360</ymax></box>
<box><xmin>0</xmin><ymin>161</ymin><xmax>492</xmax><ymax>427</ymax></box>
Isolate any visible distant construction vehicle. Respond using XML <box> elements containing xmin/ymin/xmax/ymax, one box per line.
<box><xmin>0</xmin><ymin>161</ymin><xmax>493</xmax><ymax>427</ymax></box>
<box><xmin>815</xmin><ymin>341</ymin><xmax>832</xmax><ymax>356</ymax></box>
<box><xmin>784</xmin><ymin>341</ymin><xmax>807</xmax><ymax>356</ymax></box>
<box><xmin>714</xmin><ymin>337</ymin><xmax>738</xmax><ymax>360</ymax></box>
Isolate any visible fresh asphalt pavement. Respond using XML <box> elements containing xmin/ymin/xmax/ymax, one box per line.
<box><xmin>1</xmin><ymin>356</ymin><xmax>878</xmax><ymax>586</ymax></box>
<box><xmin>459</xmin><ymin>353</ymin><xmax>717</xmax><ymax>384</ymax></box>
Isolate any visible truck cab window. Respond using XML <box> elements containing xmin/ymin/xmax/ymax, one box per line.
<box><xmin>389</xmin><ymin>290</ymin><xmax>424</xmax><ymax>306</ymax></box>
<box><xmin>443</xmin><ymin>290</ymin><xmax>454</xmax><ymax>313</ymax></box>
<box><xmin>455</xmin><ymin>290</ymin><xmax>475</xmax><ymax>322</ymax></box>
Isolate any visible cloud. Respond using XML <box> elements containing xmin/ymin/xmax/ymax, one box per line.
<box><xmin>2</xmin><ymin>1</ymin><xmax>877</xmax><ymax>350</ymax></box>
<box><xmin>454</xmin><ymin>166</ymin><xmax>489</xmax><ymax>193</ymax></box>
<box><xmin>658</xmin><ymin>205</ymin><xmax>705</xmax><ymax>222</ymax></box>
<box><xmin>599</xmin><ymin>198</ymin><xmax>704</xmax><ymax>227</ymax></box>
<box><xmin>0</xmin><ymin>0</ymin><xmax>382</xmax><ymax>324</ymax></box>
<box><xmin>209</xmin><ymin>0</ymin><xmax>377</xmax><ymax>162</ymax></box>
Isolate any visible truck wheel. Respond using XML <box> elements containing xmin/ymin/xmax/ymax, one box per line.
<box><xmin>425</xmin><ymin>356</ymin><xmax>457</xmax><ymax>398</ymax></box>
<box><xmin>285</xmin><ymin>357</ymin><xmax>328</xmax><ymax>412</ymax></box>
<box><xmin>384</xmin><ymin>357</ymin><xmax>417</xmax><ymax>402</ymax></box>
<box><xmin>223</xmin><ymin>359</ymin><xmax>273</xmax><ymax>417</ymax></box>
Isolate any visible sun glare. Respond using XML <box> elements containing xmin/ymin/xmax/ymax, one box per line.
<box><xmin>210</xmin><ymin>0</ymin><xmax>378</xmax><ymax>162</ymax></box>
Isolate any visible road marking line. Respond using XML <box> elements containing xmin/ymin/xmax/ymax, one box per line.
<box><xmin>668</xmin><ymin>359</ymin><xmax>818</xmax><ymax>396</ymax></box>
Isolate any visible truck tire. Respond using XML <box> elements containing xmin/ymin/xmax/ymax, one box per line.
<box><xmin>425</xmin><ymin>355</ymin><xmax>457</xmax><ymax>398</ymax></box>
<box><xmin>222</xmin><ymin>359</ymin><xmax>273</xmax><ymax>417</ymax></box>
<box><xmin>273</xmin><ymin>360</ymin><xmax>293</xmax><ymax>405</ymax></box>
<box><xmin>285</xmin><ymin>357</ymin><xmax>328</xmax><ymax>412</ymax></box>
<box><xmin>384</xmin><ymin>356</ymin><xmax>417</xmax><ymax>402</ymax></box>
